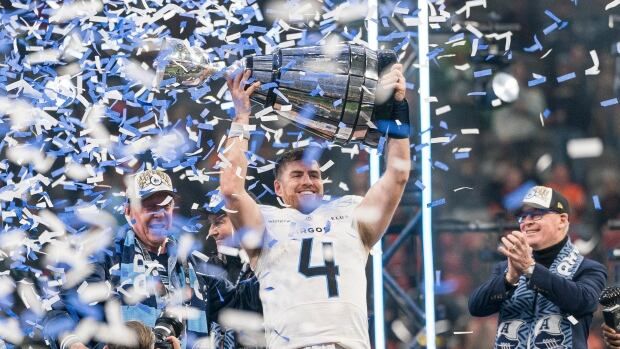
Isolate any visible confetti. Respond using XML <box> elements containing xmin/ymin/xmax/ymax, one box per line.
<box><xmin>556</xmin><ymin>72</ymin><xmax>576</xmax><ymax>83</ymax></box>
<box><xmin>435</xmin><ymin>105</ymin><xmax>452</xmax><ymax>115</ymax></box>
<box><xmin>427</xmin><ymin>198</ymin><xmax>446</xmax><ymax>208</ymax></box>
<box><xmin>600</xmin><ymin>98</ymin><xmax>619</xmax><ymax>107</ymax></box>
<box><xmin>415</xmin><ymin>180</ymin><xmax>426</xmax><ymax>190</ymax></box>
<box><xmin>473</xmin><ymin>69</ymin><xmax>492</xmax><ymax>78</ymax></box>
<box><xmin>593</xmin><ymin>195</ymin><xmax>602</xmax><ymax>210</ymax></box>
<box><xmin>606</xmin><ymin>0</ymin><xmax>620</xmax><ymax>10</ymax></box>
<box><xmin>566</xmin><ymin>138</ymin><xmax>604</xmax><ymax>159</ymax></box>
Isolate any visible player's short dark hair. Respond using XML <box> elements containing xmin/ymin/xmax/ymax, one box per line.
<box><xmin>274</xmin><ymin>148</ymin><xmax>321</xmax><ymax>179</ymax></box>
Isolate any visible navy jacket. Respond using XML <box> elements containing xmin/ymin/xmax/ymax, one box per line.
<box><xmin>469</xmin><ymin>258</ymin><xmax>607</xmax><ymax>348</ymax></box>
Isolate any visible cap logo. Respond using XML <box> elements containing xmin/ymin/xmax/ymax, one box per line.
<box><xmin>557</xmin><ymin>202</ymin><xmax>564</xmax><ymax>210</ymax></box>
<box><xmin>150</xmin><ymin>175</ymin><xmax>162</xmax><ymax>186</ymax></box>
<box><xmin>523</xmin><ymin>186</ymin><xmax>553</xmax><ymax>208</ymax></box>
<box><xmin>134</xmin><ymin>170</ymin><xmax>173</xmax><ymax>194</ymax></box>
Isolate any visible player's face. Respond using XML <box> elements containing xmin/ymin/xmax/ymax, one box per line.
<box><xmin>208</xmin><ymin>214</ymin><xmax>235</xmax><ymax>247</ymax></box>
<box><xmin>274</xmin><ymin>160</ymin><xmax>324</xmax><ymax>213</ymax></box>
<box><xmin>518</xmin><ymin>207</ymin><xmax>568</xmax><ymax>250</ymax></box>
<box><xmin>126</xmin><ymin>192</ymin><xmax>174</xmax><ymax>251</ymax></box>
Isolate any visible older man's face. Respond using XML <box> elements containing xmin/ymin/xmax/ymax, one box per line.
<box><xmin>518</xmin><ymin>208</ymin><xmax>569</xmax><ymax>250</ymax></box>
<box><xmin>127</xmin><ymin>192</ymin><xmax>174</xmax><ymax>252</ymax></box>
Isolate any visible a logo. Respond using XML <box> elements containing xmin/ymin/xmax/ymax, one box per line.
<box><xmin>150</xmin><ymin>174</ymin><xmax>162</xmax><ymax>186</ymax></box>
<box><xmin>533</xmin><ymin>315</ymin><xmax>566</xmax><ymax>349</ymax></box>
<box><xmin>495</xmin><ymin>320</ymin><xmax>524</xmax><ymax>349</ymax></box>
<box><xmin>523</xmin><ymin>186</ymin><xmax>553</xmax><ymax>208</ymax></box>
<box><xmin>557</xmin><ymin>249</ymin><xmax>579</xmax><ymax>276</ymax></box>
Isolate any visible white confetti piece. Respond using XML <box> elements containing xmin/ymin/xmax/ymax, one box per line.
<box><xmin>465</xmin><ymin>24</ymin><xmax>484</xmax><ymax>38</ymax></box>
<box><xmin>536</xmin><ymin>153</ymin><xmax>553</xmax><ymax>173</ymax></box>
<box><xmin>454</xmin><ymin>63</ymin><xmax>471</xmax><ymax>71</ymax></box>
<box><xmin>585</xmin><ymin>50</ymin><xmax>600</xmax><ymax>75</ymax></box>
<box><xmin>453</xmin><ymin>187</ymin><xmax>474</xmax><ymax>192</ymax></box>
<box><xmin>435</xmin><ymin>105</ymin><xmax>452</xmax><ymax>115</ymax></box>
<box><xmin>605</xmin><ymin>0</ymin><xmax>620</xmax><ymax>10</ymax></box>
<box><xmin>431</xmin><ymin>137</ymin><xmax>451</xmax><ymax>143</ymax></box>
<box><xmin>0</xmin><ymin>318</ymin><xmax>24</xmax><ymax>345</ymax></box>
<box><xmin>49</xmin><ymin>0</ymin><xmax>103</xmax><ymax>23</ymax></box>
<box><xmin>78</xmin><ymin>281</ymin><xmax>112</xmax><ymax>304</ymax></box>
<box><xmin>566</xmin><ymin>138</ymin><xmax>603</xmax><ymax>159</ymax></box>
<box><xmin>455</xmin><ymin>0</ymin><xmax>487</xmax><ymax>18</ymax></box>
<box><xmin>320</xmin><ymin>160</ymin><xmax>335</xmax><ymax>172</ymax></box>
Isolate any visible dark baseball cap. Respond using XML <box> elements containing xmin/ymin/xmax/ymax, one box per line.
<box><xmin>520</xmin><ymin>185</ymin><xmax>570</xmax><ymax>215</ymax></box>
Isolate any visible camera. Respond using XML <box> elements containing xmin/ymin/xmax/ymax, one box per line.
<box><xmin>153</xmin><ymin>314</ymin><xmax>184</xmax><ymax>349</ymax></box>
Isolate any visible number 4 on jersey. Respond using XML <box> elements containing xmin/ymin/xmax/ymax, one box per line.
<box><xmin>298</xmin><ymin>238</ymin><xmax>340</xmax><ymax>297</ymax></box>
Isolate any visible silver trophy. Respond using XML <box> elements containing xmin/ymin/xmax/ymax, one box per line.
<box><xmin>156</xmin><ymin>38</ymin><xmax>403</xmax><ymax>146</ymax></box>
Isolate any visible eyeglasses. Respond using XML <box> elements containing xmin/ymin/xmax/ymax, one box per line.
<box><xmin>517</xmin><ymin>209</ymin><xmax>557</xmax><ymax>224</ymax></box>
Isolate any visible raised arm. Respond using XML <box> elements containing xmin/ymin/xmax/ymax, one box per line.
<box><xmin>219</xmin><ymin>70</ymin><xmax>263</xmax><ymax>266</ymax></box>
<box><xmin>357</xmin><ymin>64</ymin><xmax>411</xmax><ymax>249</ymax></box>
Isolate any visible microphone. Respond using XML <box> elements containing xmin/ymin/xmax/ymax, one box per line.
<box><xmin>600</xmin><ymin>286</ymin><xmax>620</xmax><ymax>331</ymax></box>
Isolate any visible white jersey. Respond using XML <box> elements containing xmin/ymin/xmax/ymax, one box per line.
<box><xmin>254</xmin><ymin>195</ymin><xmax>371</xmax><ymax>349</ymax></box>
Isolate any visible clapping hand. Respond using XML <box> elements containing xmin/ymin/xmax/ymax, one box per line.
<box><xmin>498</xmin><ymin>231</ymin><xmax>534</xmax><ymax>282</ymax></box>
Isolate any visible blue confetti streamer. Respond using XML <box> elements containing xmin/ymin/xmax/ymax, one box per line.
<box><xmin>474</xmin><ymin>69</ymin><xmax>493</xmax><ymax>78</ymax></box>
<box><xmin>600</xmin><ymin>98</ymin><xmax>619</xmax><ymax>107</ymax></box>
<box><xmin>544</xmin><ymin>9</ymin><xmax>563</xmax><ymax>23</ymax></box>
<box><xmin>427</xmin><ymin>198</ymin><xmax>446</xmax><ymax>208</ymax></box>
<box><xmin>543</xmin><ymin>22</ymin><xmax>559</xmax><ymax>35</ymax></box>
<box><xmin>593</xmin><ymin>195</ymin><xmax>602</xmax><ymax>210</ymax></box>
<box><xmin>455</xmin><ymin>152</ymin><xmax>470</xmax><ymax>160</ymax></box>
<box><xmin>433</xmin><ymin>161</ymin><xmax>449</xmax><ymax>171</ymax></box>
<box><xmin>556</xmin><ymin>72</ymin><xmax>576</xmax><ymax>83</ymax></box>
<box><xmin>356</xmin><ymin>164</ymin><xmax>370</xmax><ymax>174</ymax></box>
<box><xmin>528</xmin><ymin>76</ymin><xmax>546</xmax><ymax>87</ymax></box>
<box><xmin>524</xmin><ymin>35</ymin><xmax>543</xmax><ymax>52</ymax></box>
<box><xmin>415</xmin><ymin>179</ymin><xmax>425</xmax><ymax>190</ymax></box>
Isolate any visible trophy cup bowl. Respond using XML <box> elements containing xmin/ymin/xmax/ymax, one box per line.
<box><xmin>156</xmin><ymin>38</ymin><xmax>405</xmax><ymax>147</ymax></box>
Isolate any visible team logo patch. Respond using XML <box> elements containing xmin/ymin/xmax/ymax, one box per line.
<box><xmin>533</xmin><ymin>315</ymin><xmax>565</xmax><ymax>349</ymax></box>
<box><xmin>495</xmin><ymin>320</ymin><xmax>524</xmax><ymax>349</ymax></box>
<box><xmin>150</xmin><ymin>174</ymin><xmax>162</xmax><ymax>186</ymax></box>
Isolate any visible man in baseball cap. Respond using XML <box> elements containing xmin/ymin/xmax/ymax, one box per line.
<box><xmin>469</xmin><ymin>185</ymin><xmax>606</xmax><ymax>348</ymax></box>
<box><xmin>126</xmin><ymin>169</ymin><xmax>179</xmax><ymax>254</ymax></box>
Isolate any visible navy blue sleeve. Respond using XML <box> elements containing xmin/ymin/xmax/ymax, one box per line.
<box><xmin>202</xmin><ymin>273</ymin><xmax>262</xmax><ymax>320</ymax></box>
<box><xmin>234</xmin><ymin>276</ymin><xmax>262</xmax><ymax>313</ymax></box>
<box><xmin>469</xmin><ymin>262</ymin><xmax>516</xmax><ymax>317</ymax></box>
<box><xmin>527</xmin><ymin>259</ymin><xmax>607</xmax><ymax>316</ymax></box>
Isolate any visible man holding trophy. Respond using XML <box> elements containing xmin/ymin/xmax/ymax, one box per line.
<box><xmin>215</xmin><ymin>56</ymin><xmax>411</xmax><ymax>348</ymax></box>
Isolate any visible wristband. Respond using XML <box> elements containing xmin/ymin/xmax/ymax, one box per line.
<box><xmin>229</xmin><ymin>122</ymin><xmax>255</xmax><ymax>140</ymax></box>
<box><xmin>375</xmin><ymin>99</ymin><xmax>410</xmax><ymax>139</ymax></box>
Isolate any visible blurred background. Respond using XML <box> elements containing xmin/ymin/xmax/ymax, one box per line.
<box><xmin>1</xmin><ymin>0</ymin><xmax>620</xmax><ymax>348</ymax></box>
